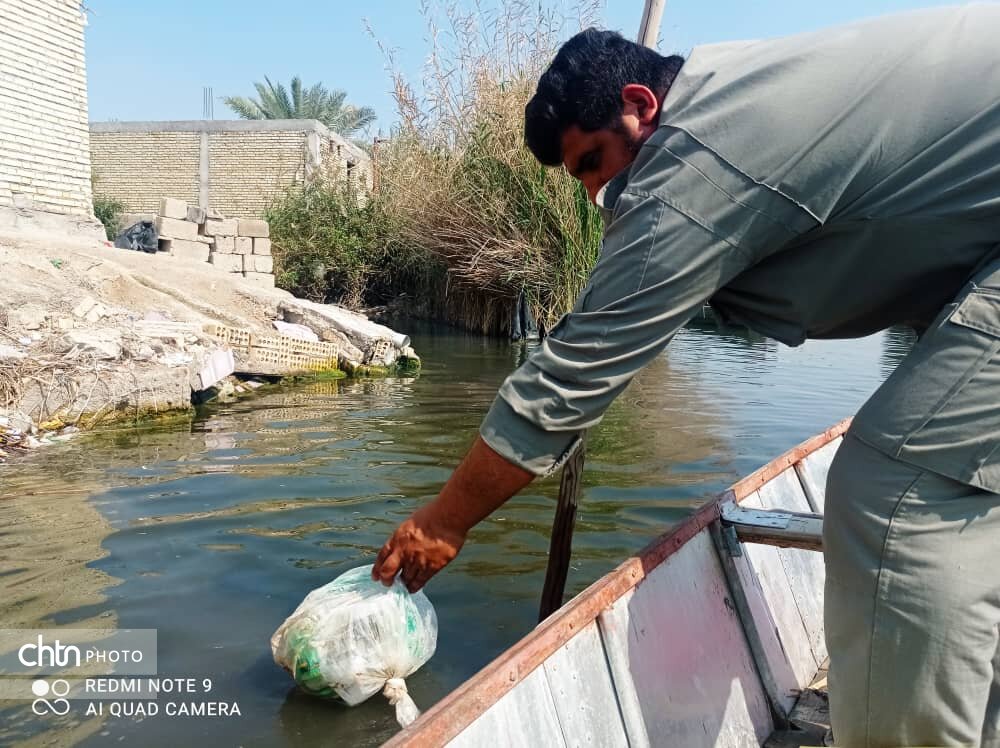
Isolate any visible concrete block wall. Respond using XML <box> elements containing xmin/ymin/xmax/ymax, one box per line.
<box><xmin>143</xmin><ymin>198</ymin><xmax>276</xmax><ymax>287</ymax></box>
<box><xmin>0</xmin><ymin>0</ymin><xmax>94</xmax><ymax>218</ymax></box>
<box><xmin>90</xmin><ymin>120</ymin><xmax>373</xmax><ymax>219</ymax></box>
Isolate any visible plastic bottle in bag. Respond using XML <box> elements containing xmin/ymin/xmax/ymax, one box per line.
<box><xmin>271</xmin><ymin>564</ymin><xmax>437</xmax><ymax>727</ymax></box>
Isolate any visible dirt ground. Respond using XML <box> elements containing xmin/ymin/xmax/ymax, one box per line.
<box><xmin>0</xmin><ymin>230</ymin><xmax>406</xmax><ymax>449</ymax></box>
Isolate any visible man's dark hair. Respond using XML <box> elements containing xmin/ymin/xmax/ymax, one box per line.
<box><xmin>525</xmin><ymin>28</ymin><xmax>684</xmax><ymax>166</ymax></box>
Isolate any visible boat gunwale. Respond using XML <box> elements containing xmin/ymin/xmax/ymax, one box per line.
<box><xmin>385</xmin><ymin>417</ymin><xmax>852</xmax><ymax>747</ymax></box>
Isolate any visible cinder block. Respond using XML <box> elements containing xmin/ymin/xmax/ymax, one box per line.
<box><xmin>237</xmin><ymin>218</ymin><xmax>269</xmax><ymax>238</ymax></box>
<box><xmin>202</xmin><ymin>218</ymin><xmax>239</xmax><ymax>236</ymax></box>
<box><xmin>186</xmin><ymin>205</ymin><xmax>207</xmax><ymax>224</ymax></box>
<box><xmin>209</xmin><ymin>252</ymin><xmax>243</xmax><ymax>272</ymax></box>
<box><xmin>245</xmin><ymin>254</ymin><xmax>273</xmax><ymax>273</ymax></box>
<box><xmin>162</xmin><ymin>238</ymin><xmax>210</xmax><ymax>263</ymax></box>
<box><xmin>243</xmin><ymin>272</ymin><xmax>276</xmax><ymax>288</ymax></box>
<box><xmin>234</xmin><ymin>237</ymin><xmax>253</xmax><ymax>255</ymax></box>
<box><xmin>205</xmin><ymin>207</ymin><xmax>224</xmax><ymax>220</ymax></box>
<box><xmin>212</xmin><ymin>236</ymin><xmax>236</xmax><ymax>253</ymax></box>
<box><xmin>253</xmin><ymin>238</ymin><xmax>272</xmax><ymax>255</ymax></box>
<box><xmin>159</xmin><ymin>198</ymin><xmax>188</xmax><ymax>219</ymax></box>
<box><xmin>155</xmin><ymin>216</ymin><xmax>199</xmax><ymax>240</ymax></box>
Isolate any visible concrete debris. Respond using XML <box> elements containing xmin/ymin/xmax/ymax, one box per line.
<box><xmin>191</xmin><ymin>348</ymin><xmax>235</xmax><ymax>391</ymax></box>
<box><xmin>280</xmin><ymin>298</ymin><xmax>410</xmax><ymax>350</ymax></box>
<box><xmin>186</xmin><ymin>205</ymin><xmax>207</xmax><ymax>224</ymax></box>
<box><xmin>0</xmin><ymin>233</ymin><xmax>416</xmax><ymax>449</ymax></box>
<box><xmin>272</xmin><ymin>320</ymin><xmax>319</xmax><ymax>341</ymax></box>
<box><xmin>0</xmin><ymin>344</ymin><xmax>26</xmax><ymax>360</ymax></box>
<box><xmin>62</xmin><ymin>329</ymin><xmax>123</xmax><ymax>360</ymax></box>
<box><xmin>72</xmin><ymin>296</ymin><xmax>98</xmax><ymax>319</ymax></box>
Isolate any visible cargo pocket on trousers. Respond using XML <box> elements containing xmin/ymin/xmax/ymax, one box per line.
<box><xmin>895</xmin><ymin>289</ymin><xmax>1000</xmax><ymax>493</ymax></box>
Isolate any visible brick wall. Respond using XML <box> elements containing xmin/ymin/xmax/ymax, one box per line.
<box><xmin>208</xmin><ymin>130</ymin><xmax>306</xmax><ymax>217</ymax></box>
<box><xmin>0</xmin><ymin>0</ymin><xmax>93</xmax><ymax>217</ymax></box>
<box><xmin>90</xmin><ymin>131</ymin><xmax>201</xmax><ymax>213</ymax></box>
<box><xmin>90</xmin><ymin>120</ymin><xmax>372</xmax><ymax>219</ymax></box>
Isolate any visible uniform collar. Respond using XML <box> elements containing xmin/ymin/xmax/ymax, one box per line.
<box><xmin>594</xmin><ymin>167</ymin><xmax>631</xmax><ymax>224</ymax></box>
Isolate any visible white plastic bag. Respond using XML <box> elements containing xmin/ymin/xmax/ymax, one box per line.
<box><xmin>271</xmin><ymin>564</ymin><xmax>437</xmax><ymax>727</ymax></box>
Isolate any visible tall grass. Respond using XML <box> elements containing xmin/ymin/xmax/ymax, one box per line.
<box><xmin>373</xmin><ymin>0</ymin><xmax>604</xmax><ymax>334</ymax></box>
<box><xmin>268</xmin><ymin>1</ymin><xmax>604</xmax><ymax>335</ymax></box>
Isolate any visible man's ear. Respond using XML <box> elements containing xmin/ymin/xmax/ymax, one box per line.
<box><xmin>621</xmin><ymin>84</ymin><xmax>659</xmax><ymax>125</ymax></box>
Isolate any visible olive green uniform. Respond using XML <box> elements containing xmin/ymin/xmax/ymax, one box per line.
<box><xmin>480</xmin><ymin>6</ymin><xmax>1000</xmax><ymax>745</ymax></box>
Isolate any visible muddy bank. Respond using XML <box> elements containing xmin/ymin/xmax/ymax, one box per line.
<box><xmin>0</xmin><ymin>232</ymin><xmax>417</xmax><ymax>460</ymax></box>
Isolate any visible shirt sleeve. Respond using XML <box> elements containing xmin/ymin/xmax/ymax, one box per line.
<box><xmin>480</xmin><ymin>187</ymin><xmax>758</xmax><ymax>476</ymax></box>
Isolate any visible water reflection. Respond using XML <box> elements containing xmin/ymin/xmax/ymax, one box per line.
<box><xmin>0</xmin><ymin>322</ymin><xmax>911</xmax><ymax>747</ymax></box>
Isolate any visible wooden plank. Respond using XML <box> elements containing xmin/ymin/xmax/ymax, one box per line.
<box><xmin>731</xmin><ymin>419</ymin><xmax>851</xmax><ymax>502</ymax></box>
<box><xmin>542</xmin><ymin>621</ymin><xmax>629</xmax><ymax>747</ymax></box>
<box><xmin>740</xmin><ymin>491</ymin><xmax>820</xmax><ymax>688</ymax></box>
<box><xmin>598</xmin><ymin>594</ymin><xmax>652</xmax><ymax>748</ymax></box>
<box><xmin>724</xmin><ymin>504</ymin><xmax>823</xmax><ymax>552</ymax></box>
<box><xmin>384</xmin><ymin>501</ymin><xmax>724</xmax><ymax>748</ymax></box>
<box><xmin>602</xmin><ymin>531</ymin><xmax>772</xmax><ymax>747</ymax></box>
<box><xmin>447</xmin><ymin>666</ymin><xmax>566</xmax><ymax>748</ymax></box>
<box><xmin>540</xmin><ymin>440</ymin><xmax>586</xmax><ymax>622</ymax></box>
<box><xmin>794</xmin><ymin>438</ymin><xmax>842</xmax><ymax>513</ymax></box>
<box><xmin>725</xmin><ymin>529</ymin><xmax>804</xmax><ymax>714</ymax></box>
<box><xmin>756</xmin><ymin>471</ymin><xmax>827</xmax><ymax>668</ymax></box>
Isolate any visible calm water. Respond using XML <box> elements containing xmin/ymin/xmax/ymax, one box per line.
<box><xmin>0</xmin><ymin>320</ymin><xmax>914</xmax><ymax>747</ymax></box>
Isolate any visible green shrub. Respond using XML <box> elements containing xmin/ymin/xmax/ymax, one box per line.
<box><xmin>265</xmin><ymin>184</ymin><xmax>443</xmax><ymax>308</ymax></box>
<box><xmin>93</xmin><ymin>196</ymin><xmax>126</xmax><ymax>240</ymax></box>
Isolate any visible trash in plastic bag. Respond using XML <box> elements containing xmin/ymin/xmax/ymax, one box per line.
<box><xmin>113</xmin><ymin>221</ymin><xmax>158</xmax><ymax>253</ymax></box>
<box><xmin>271</xmin><ymin>564</ymin><xmax>437</xmax><ymax>728</ymax></box>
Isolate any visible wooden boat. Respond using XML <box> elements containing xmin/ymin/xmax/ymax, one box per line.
<box><xmin>385</xmin><ymin>419</ymin><xmax>848</xmax><ymax>748</ymax></box>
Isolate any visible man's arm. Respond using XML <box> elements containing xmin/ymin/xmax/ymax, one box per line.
<box><xmin>372</xmin><ymin>436</ymin><xmax>534</xmax><ymax>592</ymax></box>
<box><xmin>372</xmin><ymin>131</ymin><xmax>795</xmax><ymax>591</ymax></box>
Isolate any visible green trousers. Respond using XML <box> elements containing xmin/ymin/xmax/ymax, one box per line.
<box><xmin>825</xmin><ymin>434</ymin><xmax>1000</xmax><ymax>746</ymax></box>
<box><xmin>825</xmin><ymin>255</ymin><xmax>1000</xmax><ymax>745</ymax></box>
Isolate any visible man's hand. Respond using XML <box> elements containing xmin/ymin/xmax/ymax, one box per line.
<box><xmin>372</xmin><ymin>503</ymin><xmax>466</xmax><ymax>593</ymax></box>
<box><xmin>370</xmin><ymin>436</ymin><xmax>537</xmax><ymax>593</ymax></box>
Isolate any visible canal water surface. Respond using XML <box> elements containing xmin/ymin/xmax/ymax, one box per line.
<box><xmin>0</xmin><ymin>320</ymin><xmax>914</xmax><ymax>746</ymax></box>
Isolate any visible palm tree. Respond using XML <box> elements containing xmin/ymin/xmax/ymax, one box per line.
<box><xmin>223</xmin><ymin>76</ymin><xmax>376</xmax><ymax>137</ymax></box>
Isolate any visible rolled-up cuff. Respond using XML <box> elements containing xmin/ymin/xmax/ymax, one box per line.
<box><xmin>479</xmin><ymin>395</ymin><xmax>582</xmax><ymax>477</ymax></box>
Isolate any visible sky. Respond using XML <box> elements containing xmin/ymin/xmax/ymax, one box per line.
<box><xmin>84</xmin><ymin>0</ymin><xmax>943</xmax><ymax>137</ymax></box>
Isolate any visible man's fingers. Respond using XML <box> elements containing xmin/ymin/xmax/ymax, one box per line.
<box><xmin>376</xmin><ymin>548</ymin><xmax>402</xmax><ymax>586</ymax></box>
<box><xmin>400</xmin><ymin>559</ymin><xmax>423</xmax><ymax>592</ymax></box>
<box><xmin>372</xmin><ymin>542</ymin><xmax>393</xmax><ymax>579</ymax></box>
<box><xmin>406</xmin><ymin>567</ymin><xmax>434</xmax><ymax>594</ymax></box>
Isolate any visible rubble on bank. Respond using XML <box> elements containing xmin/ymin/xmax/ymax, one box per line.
<box><xmin>0</xmin><ymin>230</ymin><xmax>418</xmax><ymax>458</ymax></box>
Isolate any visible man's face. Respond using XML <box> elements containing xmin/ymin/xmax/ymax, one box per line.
<box><xmin>561</xmin><ymin>124</ymin><xmax>643</xmax><ymax>204</ymax></box>
<box><xmin>559</xmin><ymin>83</ymin><xmax>662</xmax><ymax>205</ymax></box>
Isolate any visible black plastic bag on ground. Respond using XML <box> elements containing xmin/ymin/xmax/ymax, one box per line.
<box><xmin>114</xmin><ymin>221</ymin><xmax>158</xmax><ymax>253</ymax></box>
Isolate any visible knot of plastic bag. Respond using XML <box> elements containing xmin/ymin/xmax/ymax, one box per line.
<box><xmin>383</xmin><ymin>677</ymin><xmax>420</xmax><ymax>728</ymax></box>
